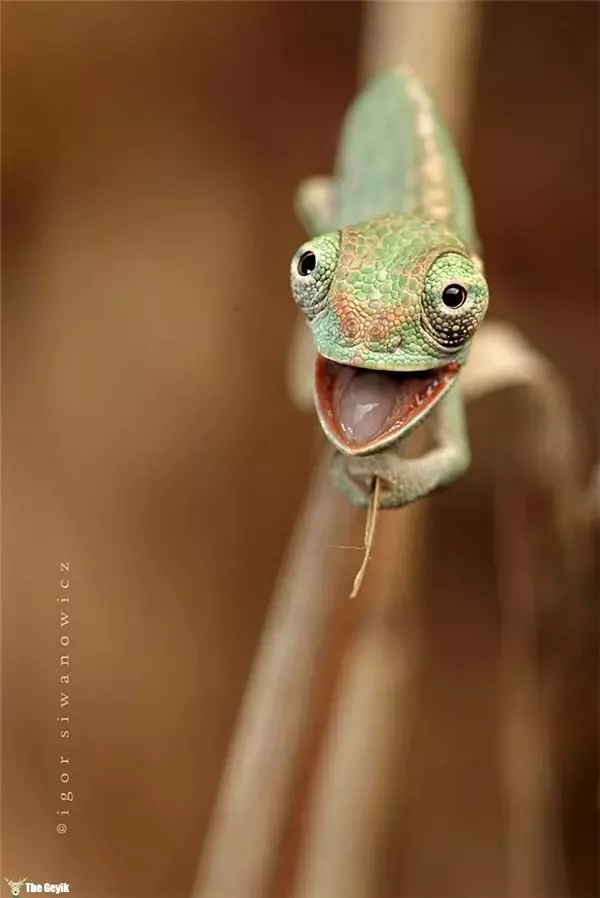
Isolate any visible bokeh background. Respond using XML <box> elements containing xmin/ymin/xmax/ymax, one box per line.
<box><xmin>2</xmin><ymin>2</ymin><xmax>598</xmax><ymax>897</ymax></box>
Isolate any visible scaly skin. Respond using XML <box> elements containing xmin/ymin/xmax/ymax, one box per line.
<box><xmin>291</xmin><ymin>66</ymin><xmax>490</xmax><ymax>509</ymax></box>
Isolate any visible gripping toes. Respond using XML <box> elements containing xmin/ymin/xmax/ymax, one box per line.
<box><xmin>332</xmin><ymin>442</ymin><xmax>469</xmax><ymax>510</ymax></box>
<box><xmin>332</xmin><ymin>449</ymin><xmax>417</xmax><ymax>509</ymax></box>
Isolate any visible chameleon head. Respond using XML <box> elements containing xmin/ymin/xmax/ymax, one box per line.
<box><xmin>290</xmin><ymin>214</ymin><xmax>489</xmax><ymax>455</ymax></box>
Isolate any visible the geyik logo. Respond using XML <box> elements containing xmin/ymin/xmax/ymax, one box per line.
<box><xmin>4</xmin><ymin>882</ymin><xmax>69</xmax><ymax>895</ymax></box>
<box><xmin>4</xmin><ymin>880</ymin><xmax>27</xmax><ymax>897</ymax></box>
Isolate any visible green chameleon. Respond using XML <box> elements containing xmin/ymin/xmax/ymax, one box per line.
<box><xmin>290</xmin><ymin>65</ymin><xmax>490</xmax><ymax>509</ymax></box>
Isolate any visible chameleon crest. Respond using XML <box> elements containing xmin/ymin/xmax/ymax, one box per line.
<box><xmin>290</xmin><ymin>66</ymin><xmax>490</xmax><ymax>507</ymax></box>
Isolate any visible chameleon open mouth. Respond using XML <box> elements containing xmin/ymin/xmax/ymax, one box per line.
<box><xmin>314</xmin><ymin>355</ymin><xmax>460</xmax><ymax>456</ymax></box>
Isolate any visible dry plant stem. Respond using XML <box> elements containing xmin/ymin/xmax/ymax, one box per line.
<box><xmin>462</xmin><ymin>321</ymin><xmax>590</xmax><ymax>595</ymax></box>
<box><xmin>360</xmin><ymin>0</ymin><xmax>480</xmax><ymax>143</ymax></box>
<box><xmin>193</xmin><ymin>450</ymin><xmax>356</xmax><ymax>898</ymax></box>
<box><xmin>466</xmin><ymin>323</ymin><xmax>585</xmax><ymax>896</ymax></box>
<box><xmin>270</xmin><ymin>568</ymin><xmax>367</xmax><ymax>897</ymax></box>
<box><xmin>495</xmin><ymin>468</ymin><xmax>568</xmax><ymax>898</ymax></box>
<box><xmin>586</xmin><ymin>460</ymin><xmax>600</xmax><ymax>524</ymax></box>
<box><xmin>293</xmin><ymin>499</ymin><xmax>422</xmax><ymax>898</ymax></box>
<box><xmin>350</xmin><ymin>476</ymin><xmax>381</xmax><ymax>599</ymax></box>
<box><xmin>464</xmin><ymin>321</ymin><xmax>589</xmax><ymax>896</ymax></box>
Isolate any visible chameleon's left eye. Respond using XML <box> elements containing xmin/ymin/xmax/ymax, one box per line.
<box><xmin>297</xmin><ymin>251</ymin><xmax>317</xmax><ymax>277</ymax></box>
<box><xmin>421</xmin><ymin>252</ymin><xmax>489</xmax><ymax>350</ymax></box>
<box><xmin>290</xmin><ymin>231</ymin><xmax>341</xmax><ymax>321</ymax></box>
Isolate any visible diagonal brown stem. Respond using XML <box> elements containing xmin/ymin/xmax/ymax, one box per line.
<box><xmin>192</xmin><ymin>450</ymin><xmax>357</xmax><ymax>898</ymax></box>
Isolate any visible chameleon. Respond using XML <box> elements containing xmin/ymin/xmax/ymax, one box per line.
<box><xmin>289</xmin><ymin>65</ymin><xmax>489</xmax><ymax>510</ymax></box>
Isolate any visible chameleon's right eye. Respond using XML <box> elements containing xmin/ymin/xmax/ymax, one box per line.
<box><xmin>290</xmin><ymin>232</ymin><xmax>341</xmax><ymax>321</ymax></box>
<box><xmin>441</xmin><ymin>283</ymin><xmax>467</xmax><ymax>308</ymax></box>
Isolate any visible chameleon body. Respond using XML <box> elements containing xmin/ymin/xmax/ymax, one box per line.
<box><xmin>290</xmin><ymin>66</ymin><xmax>489</xmax><ymax>509</ymax></box>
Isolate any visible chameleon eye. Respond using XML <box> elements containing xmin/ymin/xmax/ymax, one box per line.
<box><xmin>297</xmin><ymin>251</ymin><xmax>317</xmax><ymax>277</ymax></box>
<box><xmin>441</xmin><ymin>283</ymin><xmax>467</xmax><ymax>308</ymax></box>
<box><xmin>421</xmin><ymin>252</ymin><xmax>489</xmax><ymax>350</ymax></box>
<box><xmin>290</xmin><ymin>231</ymin><xmax>341</xmax><ymax>321</ymax></box>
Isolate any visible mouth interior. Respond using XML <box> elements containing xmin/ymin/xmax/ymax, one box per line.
<box><xmin>315</xmin><ymin>357</ymin><xmax>459</xmax><ymax>452</ymax></box>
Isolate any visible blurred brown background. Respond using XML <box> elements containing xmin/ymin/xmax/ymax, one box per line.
<box><xmin>2</xmin><ymin>2</ymin><xmax>598</xmax><ymax>897</ymax></box>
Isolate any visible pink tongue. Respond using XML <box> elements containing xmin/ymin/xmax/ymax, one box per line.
<box><xmin>337</xmin><ymin>370</ymin><xmax>398</xmax><ymax>444</ymax></box>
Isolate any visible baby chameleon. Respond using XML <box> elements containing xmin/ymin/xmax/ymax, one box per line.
<box><xmin>289</xmin><ymin>67</ymin><xmax>490</xmax><ymax>509</ymax></box>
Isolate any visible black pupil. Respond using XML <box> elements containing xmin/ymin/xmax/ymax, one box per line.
<box><xmin>442</xmin><ymin>283</ymin><xmax>467</xmax><ymax>308</ymax></box>
<box><xmin>298</xmin><ymin>251</ymin><xmax>317</xmax><ymax>276</ymax></box>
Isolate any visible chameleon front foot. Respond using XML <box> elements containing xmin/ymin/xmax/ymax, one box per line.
<box><xmin>331</xmin><ymin>452</ymin><xmax>374</xmax><ymax>510</ymax></box>
<box><xmin>331</xmin><ymin>450</ymin><xmax>412</xmax><ymax>510</ymax></box>
<box><xmin>332</xmin><ymin>440</ymin><xmax>470</xmax><ymax>510</ymax></box>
